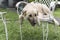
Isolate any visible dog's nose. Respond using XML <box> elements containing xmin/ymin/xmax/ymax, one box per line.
<box><xmin>31</xmin><ymin>22</ymin><xmax>36</xmax><ymax>26</ymax></box>
<box><xmin>32</xmin><ymin>24</ymin><xmax>35</xmax><ymax>26</ymax></box>
<box><xmin>34</xmin><ymin>22</ymin><xmax>36</xmax><ymax>24</ymax></box>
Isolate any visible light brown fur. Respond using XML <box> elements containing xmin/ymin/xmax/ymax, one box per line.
<box><xmin>19</xmin><ymin>2</ymin><xmax>59</xmax><ymax>26</ymax></box>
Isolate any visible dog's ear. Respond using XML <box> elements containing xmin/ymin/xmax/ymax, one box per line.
<box><xmin>22</xmin><ymin>10</ymin><xmax>26</xmax><ymax>16</ymax></box>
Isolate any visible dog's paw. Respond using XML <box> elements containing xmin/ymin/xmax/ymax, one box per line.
<box><xmin>54</xmin><ymin>20</ymin><xmax>60</xmax><ymax>26</ymax></box>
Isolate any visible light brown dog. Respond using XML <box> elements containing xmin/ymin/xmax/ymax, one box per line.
<box><xmin>19</xmin><ymin>2</ymin><xmax>59</xmax><ymax>26</ymax></box>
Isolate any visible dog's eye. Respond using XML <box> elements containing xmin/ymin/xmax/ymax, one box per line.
<box><xmin>29</xmin><ymin>14</ymin><xmax>32</xmax><ymax>17</ymax></box>
<box><xmin>35</xmin><ymin>14</ymin><xmax>37</xmax><ymax>16</ymax></box>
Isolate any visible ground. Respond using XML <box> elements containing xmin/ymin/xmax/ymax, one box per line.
<box><xmin>0</xmin><ymin>8</ymin><xmax>60</xmax><ymax>40</ymax></box>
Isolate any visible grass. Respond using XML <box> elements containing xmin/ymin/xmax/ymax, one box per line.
<box><xmin>54</xmin><ymin>8</ymin><xmax>60</xmax><ymax>17</ymax></box>
<box><xmin>0</xmin><ymin>8</ymin><xmax>60</xmax><ymax>40</ymax></box>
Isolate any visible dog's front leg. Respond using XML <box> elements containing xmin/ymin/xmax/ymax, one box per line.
<box><xmin>52</xmin><ymin>18</ymin><xmax>59</xmax><ymax>25</ymax></box>
<box><xmin>49</xmin><ymin>14</ymin><xmax>59</xmax><ymax>25</ymax></box>
<box><xmin>37</xmin><ymin>17</ymin><xmax>41</xmax><ymax>26</ymax></box>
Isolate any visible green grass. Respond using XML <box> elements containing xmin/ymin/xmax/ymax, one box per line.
<box><xmin>0</xmin><ymin>8</ymin><xmax>60</xmax><ymax>40</ymax></box>
<box><xmin>54</xmin><ymin>8</ymin><xmax>60</xmax><ymax>17</ymax></box>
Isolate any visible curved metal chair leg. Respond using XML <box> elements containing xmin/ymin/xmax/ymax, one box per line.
<box><xmin>42</xmin><ymin>22</ymin><xmax>49</xmax><ymax>40</ymax></box>
<box><xmin>1</xmin><ymin>14</ymin><xmax>8</xmax><ymax>40</ymax></box>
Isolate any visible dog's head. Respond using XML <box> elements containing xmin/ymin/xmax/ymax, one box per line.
<box><xmin>22</xmin><ymin>9</ymin><xmax>38</xmax><ymax>26</ymax></box>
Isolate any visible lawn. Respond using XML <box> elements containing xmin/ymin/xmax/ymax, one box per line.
<box><xmin>0</xmin><ymin>8</ymin><xmax>60</xmax><ymax>40</ymax></box>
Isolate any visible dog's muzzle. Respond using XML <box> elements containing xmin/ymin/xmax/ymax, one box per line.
<box><xmin>31</xmin><ymin>22</ymin><xmax>36</xmax><ymax>26</ymax></box>
<box><xmin>29</xmin><ymin>19</ymin><xmax>36</xmax><ymax>26</ymax></box>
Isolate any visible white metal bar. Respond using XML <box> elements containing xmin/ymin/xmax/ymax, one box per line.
<box><xmin>42</xmin><ymin>22</ymin><xmax>49</xmax><ymax>40</ymax></box>
<box><xmin>20</xmin><ymin>22</ymin><xmax>23</xmax><ymax>40</ymax></box>
<box><xmin>17</xmin><ymin>7</ymin><xmax>20</xmax><ymax>16</ymax></box>
<box><xmin>46</xmin><ymin>22</ymin><xmax>48</xmax><ymax>40</ymax></box>
<box><xmin>20</xmin><ymin>25</ymin><xmax>22</xmax><ymax>40</ymax></box>
<box><xmin>1</xmin><ymin>14</ymin><xmax>8</xmax><ymax>40</ymax></box>
<box><xmin>54</xmin><ymin>24</ymin><xmax>58</xmax><ymax>36</ymax></box>
<box><xmin>42</xmin><ymin>22</ymin><xmax>45</xmax><ymax>40</ymax></box>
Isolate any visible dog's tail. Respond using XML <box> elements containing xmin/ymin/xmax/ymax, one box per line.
<box><xmin>16</xmin><ymin>1</ymin><xmax>28</xmax><ymax>15</ymax></box>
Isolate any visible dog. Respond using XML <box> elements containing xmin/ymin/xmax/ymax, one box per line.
<box><xmin>18</xmin><ymin>2</ymin><xmax>59</xmax><ymax>26</ymax></box>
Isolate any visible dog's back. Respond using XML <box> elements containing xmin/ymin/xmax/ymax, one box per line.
<box><xmin>23</xmin><ymin>2</ymin><xmax>50</xmax><ymax>15</ymax></box>
<box><xmin>34</xmin><ymin>3</ymin><xmax>50</xmax><ymax>15</ymax></box>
